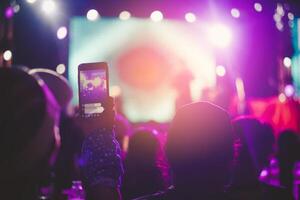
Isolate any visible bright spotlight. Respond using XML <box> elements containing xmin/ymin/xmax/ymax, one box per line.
<box><xmin>283</xmin><ymin>57</ymin><xmax>291</xmax><ymax>68</ymax></box>
<box><xmin>119</xmin><ymin>11</ymin><xmax>131</xmax><ymax>20</ymax></box>
<box><xmin>288</xmin><ymin>12</ymin><xmax>294</xmax><ymax>21</ymax></box>
<box><xmin>231</xmin><ymin>8</ymin><xmax>240</xmax><ymax>18</ymax></box>
<box><xmin>216</xmin><ymin>65</ymin><xmax>226</xmax><ymax>77</ymax></box>
<box><xmin>254</xmin><ymin>3</ymin><xmax>263</xmax><ymax>12</ymax></box>
<box><xmin>57</xmin><ymin>26</ymin><xmax>67</xmax><ymax>40</ymax></box>
<box><xmin>185</xmin><ymin>12</ymin><xmax>196</xmax><ymax>23</ymax></box>
<box><xmin>150</xmin><ymin>10</ymin><xmax>163</xmax><ymax>22</ymax></box>
<box><xmin>278</xmin><ymin>93</ymin><xmax>286</xmax><ymax>103</ymax></box>
<box><xmin>86</xmin><ymin>9</ymin><xmax>99</xmax><ymax>21</ymax></box>
<box><xmin>56</xmin><ymin>64</ymin><xmax>66</xmax><ymax>74</ymax></box>
<box><xmin>110</xmin><ymin>85</ymin><xmax>122</xmax><ymax>97</ymax></box>
<box><xmin>5</xmin><ymin>7</ymin><xmax>14</xmax><ymax>19</ymax></box>
<box><xmin>3</xmin><ymin>50</ymin><xmax>12</xmax><ymax>61</ymax></box>
<box><xmin>41</xmin><ymin>0</ymin><xmax>56</xmax><ymax>15</ymax></box>
<box><xmin>26</xmin><ymin>0</ymin><xmax>37</xmax><ymax>4</ymax></box>
<box><xmin>284</xmin><ymin>84</ymin><xmax>294</xmax><ymax>97</ymax></box>
<box><xmin>209</xmin><ymin>24</ymin><xmax>232</xmax><ymax>48</ymax></box>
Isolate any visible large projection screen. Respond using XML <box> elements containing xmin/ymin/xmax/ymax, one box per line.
<box><xmin>69</xmin><ymin>17</ymin><xmax>216</xmax><ymax>122</ymax></box>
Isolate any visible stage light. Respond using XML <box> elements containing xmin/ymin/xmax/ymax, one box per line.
<box><xmin>119</xmin><ymin>11</ymin><xmax>131</xmax><ymax>20</ymax></box>
<box><xmin>56</xmin><ymin>64</ymin><xmax>66</xmax><ymax>74</ymax></box>
<box><xmin>216</xmin><ymin>65</ymin><xmax>226</xmax><ymax>77</ymax></box>
<box><xmin>283</xmin><ymin>57</ymin><xmax>291</xmax><ymax>68</ymax></box>
<box><xmin>41</xmin><ymin>0</ymin><xmax>56</xmax><ymax>15</ymax></box>
<box><xmin>209</xmin><ymin>24</ymin><xmax>232</xmax><ymax>48</ymax></box>
<box><xmin>276</xmin><ymin>3</ymin><xmax>284</xmax><ymax>16</ymax></box>
<box><xmin>3</xmin><ymin>50</ymin><xmax>12</xmax><ymax>61</ymax></box>
<box><xmin>260</xmin><ymin>170</ymin><xmax>268</xmax><ymax>178</ymax></box>
<box><xmin>150</xmin><ymin>10</ymin><xmax>163</xmax><ymax>22</ymax></box>
<box><xmin>86</xmin><ymin>9</ymin><xmax>99</xmax><ymax>21</ymax></box>
<box><xmin>5</xmin><ymin>7</ymin><xmax>14</xmax><ymax>18</ymax></box>
<box><xmin>57</xmin><ymin>26</ymin><xmax>67</xmax><ymax>40</ymax></box>
<box><xmin>235</xmin><ymin>77</ymin><xmax>245</xmax><ymax>100</ymax></box>
<box><xmin>278</xmin><ymin>93</ymin><xmax>286</xmax><ymax>103</ymax></box>
<box><xmin>13</xmin><ymin>4</ymin><xmax>20</xmax><ymax>13</ymax></box>
<box><xmin>273</xmin><ymin>13</ymin><xmax>281</xmax><ymax>22</ymax></box>
<box><xmin>231</xmin><ymin>8</ymin><xmax>240</xmax><ymax>18</ymax></box>
<box><xmin>276</xmin><ymin>22</ymin><xmax>284</xmax><ymax>31</ymax></box>
<box><xmin>288</xmin><ymin>12</ymin><xmax>294</xmax><ymax>21</ymax></box>
<box><xmin>254</xmin><ymin>3</ymin><xmax>262</xmax><ymax>12</ymax></box>
<box><xmin>110</xmin><ymin>85</ymin><xmax>122</xmax><ymax>97</ymax></box>
<box><xmin>284</xmin><ymin>84</ymin><xmax>294</xmax><ymax>97</ymax></box>
<box><xmin>185</xmin><ymin>12</ymin><xmax>196</xmax><ymax>23</ymax></box>
<box><xmin>26</xmin><ymin>0</ymin><xmax>37</xmax><ymax>4</ymax></box>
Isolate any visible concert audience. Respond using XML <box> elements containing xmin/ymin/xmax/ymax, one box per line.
<box><xmin>136</xmin><ymin>102</ymin><xmax>234</xmax><ymax>199</ymax></box>
<box><xmin>1</xmin><ymin>68</ymin><xmax>300</xmax><ymax>200</ymax></box>
<box><xmin>230</xmin><ymin>117</ymin><xmax>292</xmax><ymax>200</ymax></box>
<box><xmin>122</xmin><ymin>128</ymin><xmax>165</xmax><ymax>200</ymax></box>
<box><xmin>277</xmin><ymin>129</ymin><xmax>300</xmax><ymax>195</ymax></box>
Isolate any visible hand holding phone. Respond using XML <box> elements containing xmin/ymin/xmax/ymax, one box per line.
<box><xmin>78</xmin><ymin>62</ymin><xmax>109</xmax><ymax>118</ymax></box>
<box><xmin>77</xmin><ymin>62</ymin><xmax>114</xmax><ymax>133</ymax></box>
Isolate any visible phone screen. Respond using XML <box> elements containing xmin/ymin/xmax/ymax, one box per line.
<box><xmin>79</xmin><ymin>68</ymin><xmax>107</xmax><ymax>117</ymax></box>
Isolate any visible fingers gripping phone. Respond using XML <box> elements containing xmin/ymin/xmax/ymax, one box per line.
<box><xmin>78</xmin><ymin>62</ymin><xmax>109</xmax><ymax>118</ymax></box>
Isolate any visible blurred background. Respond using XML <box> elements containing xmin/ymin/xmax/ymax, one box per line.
<box><xmin>0</xmin><ymin>0</ymin><xmax>300</xmax><ymax>128</ymax></box>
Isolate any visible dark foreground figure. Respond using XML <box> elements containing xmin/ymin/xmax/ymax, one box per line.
<box><xmin>136</xmin><ymin>102</ymin><xmax>234</xmax><ymax>200</ymax></box>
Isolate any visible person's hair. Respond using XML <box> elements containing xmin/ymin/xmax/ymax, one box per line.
<box><xmin>232</xmin><ymin>117</ymin><xmax>275</xmax><ymax>172</ymax></box>
<box><xmin>277</xmin><ymin>129</ymin><xmax>300</xmax><ymax>188</ymax></box>
<box><xmin>166</xmin><ymin>102</ymin><xmax>233</xmax><ymax>188</ymax></box>
<box><xmin>0</xmin><ymin>68</ymin><xmax>48</xmax><ymax>198</ymax></box>
<box><xmin>125</xmin><ymin>127</ymin><xmax>160</xmax><ymax>166</ymax></box>
<box><xmin>122</xmin><ymin>127</ymin><xmax>165</xmax><ymax>199</ymax></box>
<box><xmin>0</xmin><ymin>68</ymin><xmax>46</xmax><ymax>162</ymax></box>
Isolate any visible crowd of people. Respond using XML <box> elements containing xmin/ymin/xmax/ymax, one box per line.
<box><xmin>0</xmin><ymin>67</ymin><xmax>300</xmax><ymax>200</ymax></box>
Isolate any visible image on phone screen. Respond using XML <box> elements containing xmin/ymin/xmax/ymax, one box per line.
<box><xmin>79</xmin><ymin>69</ymin><xmax>107</xmax><ymax>116</ymax></box>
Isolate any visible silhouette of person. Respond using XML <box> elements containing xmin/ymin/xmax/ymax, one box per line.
<box><xmin>122</xmin><ymin>128</ymin><xmax>165</xmax><ymax>199</ymax></box>
<box><xmin>136</xmin><ymin>102</ymin><xmax>234</xmax><ymax>200</ymax></box>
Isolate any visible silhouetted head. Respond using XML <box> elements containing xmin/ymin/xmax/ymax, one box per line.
<box><xmin>166</xmin><ymin>102</ymin><xmax>233</xmax><ymax>190</ymax></box>
<box><xmin>126</xmin><ymin>127</ymin><xmax>160</xmax><ymax>166</ymax></box>
<box><xmin>233</xmin><ymin>117</ymin><xmax>275</xmax><ymax>173</ymax></box>
<box><xmin>0</xmin><ymin>68</ymin><xmax>60</xmax><ymax>198</ymax></box>
<box><xmin>278</xmin><ymin>129</ymin><xmax>300</xmax><ymax>162</ymax></box>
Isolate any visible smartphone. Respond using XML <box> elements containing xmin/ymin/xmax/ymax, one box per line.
<box><xmin>78</xmin><ymin>62</ymin><xmax>109</xmax><ymax>118</ymax></box>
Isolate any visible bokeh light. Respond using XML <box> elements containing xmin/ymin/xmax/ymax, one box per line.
<box><xmin>283</xmin><ymin>57</ymin><xmax>292</xmax><ymax>68</ymax></box>
<box><xmin>209</xmin><ymin>24</ymin><xmax>232</xmax><ymax>48</ymax></box>
<box><xmin>278</xmin><ymin>93</ymin><xmax>286</xmax><ymax>103</ymax></box>
<box><xmin>26</xmin><ymin>0</ymin><xmax>36</xmax><ymax>4</ymax></box>
<box><xmin>254</xmin><ymin>3</ymin><xmax>263</xmax><ymax>12</ymax></box>
<box><xmin>185</xmin><ymin>12</ymin><xmax>196</xmax><ymax>23</ymax></box>
<box><xmin>150</xmin><ymin>10</ymin><xmax>163</xmax><ymax>22</ymax></box>
<box><xmin>276</xmin><ymin>22</ymin><xmax>284</xmax><ymax>31</ymax></box>
<box><xmin>41</xmin><ymin>0</ymin><xmax>56</xmax><ymax>15</ymax></box>
<box><xmin>110</xmin><ymin>85</ymin><xmax>122</xmax><ymax>97</ymax></box>
<box><xmin>284</xmin><ymin>84</ymin><xmax>294</xmax><ymax>97</ymax></box>
<box><xmin>56</xmin><ymin>26</ymin><xmax>68</xmax><ymax>40</ymax></box>
<box><xmin>86</xmin><ymin>9</ymin><xmax>99</xmax><ymax>21</ymax></box>
<box><xmin>13</xmin><ymin>4</ymin><xmax>20</xmax><ymax>13</ymax></box>
<box><xmin>3</xmin><ymin>50</ymin><xmax>12</xmax><ymax>61</ymax></box>
<box><xmin>231</xmin><ymin>8</ymin><xmax>240</xmax><ymax>18</ymax></box>
<box><xmin>5</xmin><ymin>7</ymin><xmax>14</xmax><ymax>18</ymax></box>
<box><xmin>288</xmin><ymin>12</ymin><xmax>294</xmax><ymax>21</ymax></box>
<box><xmin>276</xmin><ymin>3</ymin><xmax>284</xmax><ymax>16</ymax></box>
<box><xmin>216</xmin><ymin>65</ymin><xmax>226</xmax><ymax>77</ymax></box>
<box><xmin>56</xmin><ymin>64</ymin><xmax>66</xmax><ymax>74</ymax></box>
<box><xmin>119</xmin><ymin>11</ymin><xmax>131</xmax><ymax>20</ymax></box>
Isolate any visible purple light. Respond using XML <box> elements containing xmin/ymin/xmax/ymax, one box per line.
<box><xmin>5</xmin><ymin>7</ymin><xmax>14</xmax><ymax>19</ymax></box>
<box><xmin>284</xmin><ymin>84</ymin><xmax>294</xmax><ymax>97</ymax></box>
<box><xmin>260</xmin><ymin>169</ymin><xmax>268</xmax><ymax>178</ymax></box>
